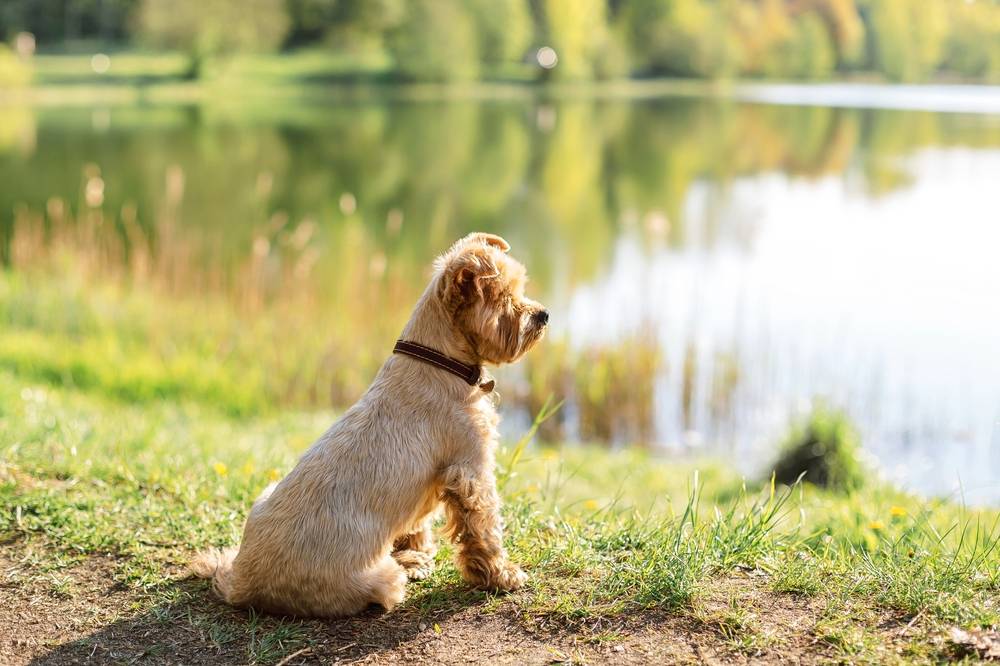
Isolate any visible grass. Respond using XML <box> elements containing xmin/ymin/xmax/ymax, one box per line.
<box><xmin>6</xmin><ymin>46</ymin><xmax>738</xmax><ymax>108</ymax></box>
<box><xmin>0</xmin><ymin>264</ymin><xmax>998</xmax><ymax>663</ymax></box>
<box><xmin>0</xmin><ymin>203</ymin><xmax>673</xmax><ymax>448</ymax></box>
<box><xmin>25</xmin><ymin>47</ymin><xmax>387</xmax><ymax>83</ymax></box>
<box><xmin>2</xmin><ymin>359</ymin><xmax>998</xmax><ymax>662</ymax></box>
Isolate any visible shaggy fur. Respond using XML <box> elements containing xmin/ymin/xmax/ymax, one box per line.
<box><xmin>190</xmin><ymin>233</ymin><xmax>547</xmax><ymax>617</ymax></box>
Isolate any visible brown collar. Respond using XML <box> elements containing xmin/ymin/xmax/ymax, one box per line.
<box><xmin>393</xmin><ymin>340</ymin><xmax>495</xmax><ymax>393</ymax></box>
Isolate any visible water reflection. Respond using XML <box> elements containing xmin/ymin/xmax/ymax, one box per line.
<box><xmin>1</xmin><ymin>95</ymin><xmax>998</xmax><ymax>501</ymax></box>
<box><xmin>566</xmin><ymin>150</ymin><xmax>1000</xmax><ymax>502</ymax></box>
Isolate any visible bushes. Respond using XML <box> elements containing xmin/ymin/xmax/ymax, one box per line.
<box><xmin>770</xmin><ymin>405</ymin><xmax>866</xmax><ymax>491</ymax></box>
<box><xmin>539</xmin><ymin>0</ymin><xmax>616</xmax><ymax>80</ymax></box>
<box><xmin>8</xmin><ymin>0</ymin><xmax>1000</xmax><ymax>82</ymax></box>
<box><xmin>517</xmin><ymin>334</ymin><xmax>662</xmax><ymax>447</ymax></box>
<box><xmin>861</xmin><ymin>0</ymin><xmax>948</xmax><ymax>82</ymax></box>
<box><xmin>621</xmin><ymin>0</ymin><xmax>729</xmax><ymax>78</ymax></box>
<box><xmin>468</xmin><ymin>0</ymin><xmax>533</xmax><ymax>69</ymax></box>
<box><xmin>386</xmin><ymin>0</ymin><xmax>481</xmax><ymax>82</ymax></box>
<box><xmin>763</xmin><ymin>11</ymin><xmax>837</xmax><ymax>79</ymax></box>
<box><xmin>136</xmin><ymin>0</ymin><xmax>290</xmax><ymax>77</ymax></box>
<box><xmin>0</xmin><ymin>43</ymin><xmax>31</xmax><ymax>88</ymax></box>
<box><xmin>943</xmin><ymin>1</ymin><xmax>1000</xmax><ymax>81</ymax></box>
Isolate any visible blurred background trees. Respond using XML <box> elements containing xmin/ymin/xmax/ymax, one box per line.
<box><xmin>1</xmin><ymin>0</ymin><xmax>999</xmax><ymax>82</ymax></box>
<box><xmin>136</xmin><ymin>0</ymin><xmax>291</xmax><ymax>78</ymax></box>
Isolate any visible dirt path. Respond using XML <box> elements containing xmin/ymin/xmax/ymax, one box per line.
<box><xmin>0</xmin><ymin>547</ymin><xmax>939</xmax><ymax>665</ymax></box>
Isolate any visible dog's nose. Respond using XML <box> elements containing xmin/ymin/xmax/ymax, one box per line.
<box><xmin>534</xmin><ymin>310</ymin><xmax>549</xmax><ymax>326</ymax></box>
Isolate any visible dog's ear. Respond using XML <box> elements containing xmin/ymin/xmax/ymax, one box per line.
<box><xmin>451</xmin><ymin>232</ymin><xmax>510</xmax><ymax>253</ymax></box>
<box><xmin>466</xmin><ymin>232</ymin><xmax>510</xmax><ymax>253</ymax></box>
<box><xmin>438</xmin><ymin>245</ymin><xmax>499</xmax><ymax>310</ymax></box>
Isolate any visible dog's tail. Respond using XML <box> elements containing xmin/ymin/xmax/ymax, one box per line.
<box><xmin>189</xmin><ymin>546</ymin><xmax>240</xmax><ymax>603</ymax></box>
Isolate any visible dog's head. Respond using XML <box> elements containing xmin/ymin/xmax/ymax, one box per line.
<box><xmin>435</xmin><ymin>233</ymin><xmax>548</xmax><ymax>365</ymax></box>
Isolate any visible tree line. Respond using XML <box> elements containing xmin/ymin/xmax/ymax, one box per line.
<box><xmin>1</xmin><ymin>0</ymin><xmax>999</xmax><ymax>82</ymax></box>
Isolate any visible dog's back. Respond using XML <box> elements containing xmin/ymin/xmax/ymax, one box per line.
<box><xmin>191</xmin><ymin>391</ymin><xmax>436</xmax><ymax>616</ymax></box>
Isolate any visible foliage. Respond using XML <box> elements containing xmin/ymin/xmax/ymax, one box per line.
<box><xmin>385</xmin><ymin>0</ymin><xmax>480</xmax><ymax>82</ymax></box>
<box><xmin>136</xmin><ymin>0</ymin><xmax>290</xmax><ymax>76</ymax></box>
<box><xmin>287</xmin><ymin>0</ymin><xmax>404</xmax><ymax>47</ymax></box>
<box><xmin>763</xmin><ymin>11</ymin><xmax>837</xmax><ymax>79</ymax></box>
<box><xmin>0</xmin><ymin>42</ymin><xmax>31</xmax><ymax>87</ymax></box>
<box><xmin>573</xmin><ymin>336</ymin><xmax>662</xmax><ymax>446</ymax></box>
<box><xmin>0</xmin><ymin>0</ymin><xmax>138</xmax><ymax>43</ymax></box>
<box><xmin>770</xmin><ymin>406</ymin><xmax>866</xmax><ymax>491</ymax></box>
<box><xmin>4</xmin><ymin>0</ymin><xmax>1000</xmax><ymax>82</ymax></box>
<box><xmin>806</xmin><ymin>0</ymin><xmax>865</xmax><ymax>64</ymax></box>
<box><xmin>539</xmin><ymin>0</ymin><xmax>618</xmax><ymax>80</ymax></box>
<box><xmin>860</xmin><ymin>0</ymin><xmax>948</xmax><ymax>82</ymax></box>
<box><xmin>942</xmin><ymin>0</ymin><xmax>1000</xmax><ymax>82</ymax></box>
<box><xmin>620</xmin><ymin>0</ymin><xmax>731</xmax><ymax>78</ymax></box>
<box><xmin>468</xmin><ymin>0</ymin><xmax>533</xmax><ymax>68</ymax></box>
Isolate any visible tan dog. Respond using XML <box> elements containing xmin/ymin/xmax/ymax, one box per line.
<box><xmin>191</xmin><ymin>233</ymin><xmax>548</xmax><ymax>617</ymax></box>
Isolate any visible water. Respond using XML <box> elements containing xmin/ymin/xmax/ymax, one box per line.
<box><xmin>1</xmin><ymin>90</ymin><xmax>999</xmax><ymax>503</ymax></box>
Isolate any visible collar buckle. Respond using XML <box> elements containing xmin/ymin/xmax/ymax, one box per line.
<box><xmin>393</xmin><ymin>340</ymin><xmax>493</xmax><ymax>393</ymax></box>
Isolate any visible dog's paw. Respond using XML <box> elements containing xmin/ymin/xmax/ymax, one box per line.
<box><xmin>394</xmin><ymin>550</ymin><xmax>436</xmax><ymax>581</ymax></box>
<box><xmin>486</xmin><ymin>563</ymin><xmax>527</xmax><ymax>592</ymax></box>
<box><xmin>405</xmin><ymin>559</ymin><xmax>435</xmax><ymax>581</ymax></box>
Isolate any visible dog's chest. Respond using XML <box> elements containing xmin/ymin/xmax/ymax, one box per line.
<box><xmin>466</xmin><ymin>396</ymin><xmax>500</xmax><ymax>443</ymax></box>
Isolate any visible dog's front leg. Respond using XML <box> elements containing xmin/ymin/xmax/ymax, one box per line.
<box><xmin>392</xmin><ymin>515</ymin><xmax>438</xmax><ymax>580</ymax></box>
<box><xmin>441</xmin><ymin>465</ymin><xmax>526</xmax><ymax>592</ymax></box>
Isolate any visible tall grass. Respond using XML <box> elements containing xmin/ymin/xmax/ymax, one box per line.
<box><xmin>3</xmin><ymin>177</ymin><xmax>670</xmax><ymax>444</ymax></box>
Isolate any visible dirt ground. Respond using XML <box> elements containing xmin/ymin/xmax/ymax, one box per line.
<box><xmin>0</xmin><ymin>546</ymin><xmax>952</xmax><ymax>665</ymax></box>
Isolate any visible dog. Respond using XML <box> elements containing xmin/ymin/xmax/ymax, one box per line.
<box><xmin>190</xmin><ymin>232</ymin><xmax>548</xmax><ymax>617</ymax></box>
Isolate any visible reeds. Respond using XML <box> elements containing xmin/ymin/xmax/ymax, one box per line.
<box><xmin>7</xmin><ymin>169</ymin><xmax>668</xmax><ymax>446</ymax></box>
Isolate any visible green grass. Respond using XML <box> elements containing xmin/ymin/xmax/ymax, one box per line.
<box><xmin>2</xmin><ymin>367</ymin><xmax>998</xmax><ymax>656</ymax></box>
<box><xmin>27</xmin><ymin>47</ymin><xmax>392</xmax><ymax>87</ymax></box>
<box><xmin>0</xmin><ymin>272</ymin><xmax>361</xmax><ymax>416</ymax></box>
<box><xmin>31</xmin><ymin>51</ymin><xmax>193</xmax><ymax>85</ymax></box>
<box><xmin>1</xmin><ymin>271</ymin><xmax>998</xmax><ymax>663</ymax></box>
<box><xmin>10</xmin><ymin>46</ymin><xmax>733</xmax><ymax>108</ymax></box>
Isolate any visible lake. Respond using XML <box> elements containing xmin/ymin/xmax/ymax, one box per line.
<box><xmin>1</xmin><ymin>88</ymin><xmax>999</xmax><ymax>503</ymax></box>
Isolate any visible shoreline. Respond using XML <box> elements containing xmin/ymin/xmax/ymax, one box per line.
<box><xmin>4</xmin><ymin>78</ymin><xmax>1000</xmax><ymax>114</ymax></box>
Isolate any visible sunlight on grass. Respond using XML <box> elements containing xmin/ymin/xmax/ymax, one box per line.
<box><xmin>2</xmin><ymin>369</ymin><xmax>996</xmax><ymax>648</ymax></box>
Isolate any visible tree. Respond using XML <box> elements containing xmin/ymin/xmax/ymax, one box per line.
<box><xmin>861</xmin><ymin>0</ymin><xmax>947</xmax><ymax>81</ymax></box>
<box><xmin>286</xmin><ymin>0</ymin><xmax>340</xmax><ymax>43</ymax></box>
<box><xmin>386</xmin><ymin>0</ymin><xmax>480</xmax><ymax>82</ymax></box>
<box><xmin>803</xmin><ymin>0</ymin><xmax>864</xmax><ymax>66</ymax></box>
<box><xmin>943</xmin><ymin>0</ymin><xmax>1000</xmax><ymax>81</ymax></box>
<box><xmin>137</xmin><ymin>0</ymin><xmax>290</xmax><ymax>77</ymax></box>
<box><xmin>312</xmin><ymin>0</ymin><xmax>404</xmax><ymax>52</ymax></box>
<box><xmin>0</xmin><ymin>42</ymin><xmax>30</xmax><ymax>88</ymax></box>
<box><xmin>620</xmin><ymin>0</ymin><xmax>738</xmax><ymax>78</ymax></box>
<box><xmin>539</xmin><ymin>0</ymin><xmax>612</xmax><ymax>80</ymax></box>
<box><xmin>468</xmin><ymin>0</ymin><xmax>533</xmax><ymax>68</ymax></box>
<box><xmin>0</xmin><ymin>0</ymin><xmax>139</xmax><ymax>44</ymax></box>
<box><xmin>763</xmin><ymin>10</ymin><xmax>837</xmax><ymax>79</ymax></box>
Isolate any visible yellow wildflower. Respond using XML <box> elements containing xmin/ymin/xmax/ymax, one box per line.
<box><xmin>868</xmin><ymin>520</ymin><xmax>885</xmax><ymax>530</ymax></box>
<box><xmin>889</xmin><ymin>506</ymin><xmax>907</xmax><ymax>518</ymax></box>
<box><xmin>267</xmin><ymin>468</ymin><xmax>282</xmax><ymax>482</ymax></box>
<box><xmin>584</xmin><ymin>499</ymin><xmax>600</xmax><ymax>510</ymax></box>
<box><xmin>241</xmin><ymin>461</ymin><xmax>255</xmax><ymax>477</ymax></box>
<box><xmin>212</xmin><ymin>462</ymin><xmax>228</xmax><ymax>477</ymax></box>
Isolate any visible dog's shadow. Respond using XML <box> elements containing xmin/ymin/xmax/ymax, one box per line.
<box><xmin>29</xmin><ymin>575</ymin><xmax>498</xmax><ymax>664</ymax></box>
